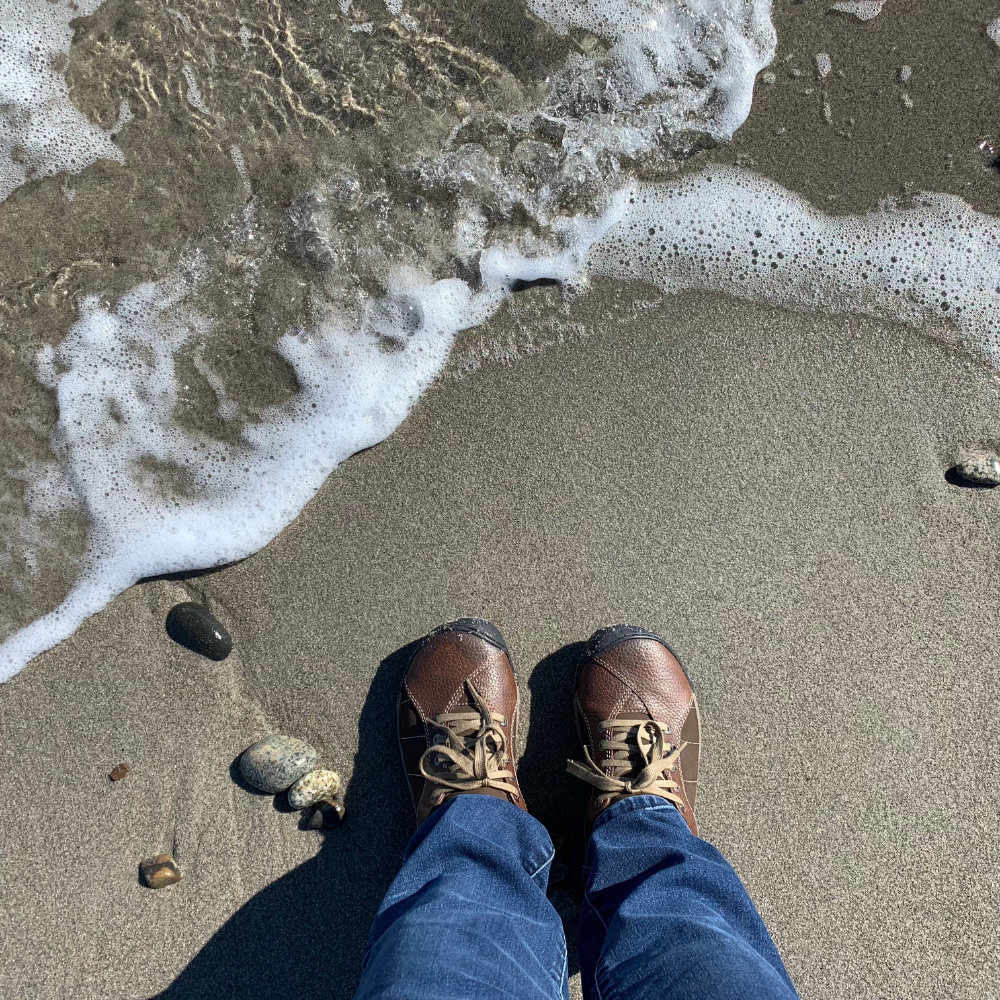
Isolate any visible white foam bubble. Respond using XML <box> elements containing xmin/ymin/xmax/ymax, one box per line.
<box><xmin>112</xmin><ymin>99</ymin><xmax>134</xmax><ymax>136</ymax></box>
<box><xmin>168</xmin><ymin>9</ymin><xmax>194</xmax><ymax>32</ymax></box>
<box><xmin>229</xmin><ymin>144</ymin><xmax>250</xmax><ymax>195</ymax></box>
<box><xmin>988</xmin><ymin>19</ymin><xmax>1000</xmax><ymax>48</ymax></box>
<box><xmin>182</xmin><ymin>64</ymin><xmax>211</xmax><ymax>115</ymax></box>
<box><xmin>828</xmin><ymin>1</ymin><xmax>885</xmax><ymax>22</ymax></box>
<box><xmin>0</xmin><ymin>0</ymin><xmax>124</xmax><ymax>203</ymax></box>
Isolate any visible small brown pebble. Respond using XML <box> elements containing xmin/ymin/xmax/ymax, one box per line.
<box><xmin>306</xmin><ymin>798</ymin><xmax>345</xmax><ymax>830</ymax></box>
<box><xmin>109</xmin><ymin>763</ymin><xmax>130</xmax><ymax>782</ymax></box>
<box><xmin>140</xmin><ymin>853</ymin><xmax>182</xmax><ymax>889</ymax></box>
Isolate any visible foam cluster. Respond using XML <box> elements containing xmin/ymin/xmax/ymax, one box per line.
<box><xmin>529</xmin><ymin>0</ymin><xmax>776</xmax><ymax>141</ymax></box>
<box><xmin>586</xmin><ymin>170</ymin><xmax>1000</xmax><ymax>350</ymax></box>
<box><xmin>0</xmin><ymin>256</ymin><xmax>505</xmax><ymax>679</ymax></box>
<box><xmin>828</xmin><ymin>1</ymin><xmax>885</xmax><ymax>21</ymax></box>
<box><xmin>0</xmin><ymin>0</ymin><xmax>124</xmax><ymax>202</ymax></box>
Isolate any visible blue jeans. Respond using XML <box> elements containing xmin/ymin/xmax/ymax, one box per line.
<box><xmin>355</xmin><ymin>795</ymin><xmax>798</xmax><ymax>1000</ymax></box>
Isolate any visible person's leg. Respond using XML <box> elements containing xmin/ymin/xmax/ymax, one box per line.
<box><xmin>567</xmin><ymin>624</ymin><xmax>797</xmax><ymax>1000</ymax></box>
<box><xmin>355</xmin><ymin>794</ymin><xmax>568</xmax><ymax>1000</ymax></box>
<box><xmin>355</xmin><ymin>618</ymin><xmax>568</xmax><ymax>1000</ymax></box>
<box><xmin>579</xmin><ymin>794</ymin><xmax>797</xmax><ymax>1000</ymax></box>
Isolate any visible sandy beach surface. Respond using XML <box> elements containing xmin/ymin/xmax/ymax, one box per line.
<box><xmin>3</xmin><ymin>3</ymin><xmax>1000</xmax><ymax>999</ymax></box>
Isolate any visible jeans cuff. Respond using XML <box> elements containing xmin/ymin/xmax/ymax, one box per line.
<box><xmin>409</xmin><ymin>793</ymin><xmax>556</xmax><ymax>876</ymax></box>
<box><xmin>590</xmin><ymin>793</ymin><xmax>690</xmax><ymax>837</ymax></box>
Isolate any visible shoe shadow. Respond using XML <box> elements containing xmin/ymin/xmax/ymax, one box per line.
<box><xmin>519</xmin><ymin>641</ymin><xmax>591</xmax><ymax>981</ymax></box>
<box><xmin>150</xmin><ymin>639</ymin><xmax>421</xmax><ymax>1000</ymax></box>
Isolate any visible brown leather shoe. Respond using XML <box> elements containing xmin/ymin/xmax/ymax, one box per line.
<box><xmin>398</xmin><ymin>618</ymin><xmax>525</xmax><ymax>823</ymax></box>
<box><xmin>567</xmin><ymin>625</ymin><xmax>701</xmax><ymax>835</ymax></box>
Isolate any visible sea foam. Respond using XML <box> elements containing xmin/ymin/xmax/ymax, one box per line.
<box><xmin>6</xmin><ymin>166</ymin><xmax>1000</xmax><ymax>680</ymax></box>
<box><xmin>0</xmin><ymin>0</ymin><xmax>123</xmax><ymax>202</ymax></box>
<box><xmin>526</xmin><ymin>0</ymin><xmax>775</xmax><ymax>141</ymax></box>
<box><xmin>828</xmin><ymin>1</ymin><xmax>885</xmax><ymax>21</ymax></box>
<box><xmin>3</xmin><ymin>0</ymin><xmax>1000</xmax><ymax>679</ymax></box>
<box><xmin>590</xmin><ymin>170</ymin><xmax>1000</xmax><ymax>352</ymax></box>
<box><xmin>1</xmin><ymin>246</ymin><xmax>504</xmax><ymax>679</ymax></box>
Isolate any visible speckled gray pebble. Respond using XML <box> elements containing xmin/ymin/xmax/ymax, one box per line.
<box><xmin>287</xmin><ymin>768</ymin><xmax>341</xmax><ymax>810</ymax></box>
<box><xmin>954</xmin><ymin>452</ymin><xmax>1000</xmax><ymax>486</ymax></box>
<box><xmin>239</xmin><ymin>736</ymin><xmax>318</xmax><ymax>793</ymax></box>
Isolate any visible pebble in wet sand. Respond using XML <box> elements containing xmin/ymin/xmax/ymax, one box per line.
<box><xmin>306</xmin><ymin>798</ymin><xmax>345</xmax><ymax>830</ymax></box>
<box><xmin>952</xmin><ymin>452</ymin><xmax>1000</xmax><ymax>487</ymax></box>
<box><xmin>140</xmin><ymin>853</ymin><xmax>182</xmax><ymax>889</ymax></box>
<box><xmin>287</xmin><ymin>768</ymin><xmax>341</xmax><ymax>810</ymax></box>
<box><xmin>239</xmin><ymin>735</ymin><xmax>318</xmax><ymax>793</ymax></box>
<box><xmin>166</xmin><ymin>602</ymin><xmax>233</xmax><ymax>660</ymax></box>
<box><xmin>109</xmin><ymin>762</ymin><xmax>130</xmax><ymax>781</ymax></box>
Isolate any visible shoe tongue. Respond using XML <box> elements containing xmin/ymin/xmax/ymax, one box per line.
<box><xmin>437</xmin><ymin>706</ymin><xmax>483</xmax><ymax>736</ymax></box>
<box><xmin>604</xmin><ymin>712</ymin><xmax>653</xmax><ymax>736</ymax></box>
<box><xmin>603</xmin><ymin>715</ymin><xmax>660</xmax><ymax>776</ymax></box>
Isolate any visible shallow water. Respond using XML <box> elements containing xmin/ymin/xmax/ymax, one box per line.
<box><xmin>0</xmin><ymin>0</ymin><xmax>776</xmax><ymax>672</ymax></box>
<box><xmin>1</xmin><ymin>0</ymin><xmax>999</xmax><ymax>678</ymax></box>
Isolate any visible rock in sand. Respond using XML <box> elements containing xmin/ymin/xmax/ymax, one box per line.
<box><xmin>239</xmin><ymin>735</ymin><xmax>318</xmax><ymax>793</ymax></box>
<box><xmin>306</xmin><ymin>798</ymin><xmax>345</xmax><ymax>829</ymax></box>
<box><xmin>140</xmin><ymin>853</ymin><xmax>182</xmax><ymax>889</ymax></box>
<box><xmin>166</xmin><ymin>602</ymin><xmax>233</xmax><ymax>660</ymax></box>
<box><xmin>952</xmin><ymin>452</ymin><xmax>1000</xmax><ymax>486</ymax></box>
<box><xmin>287</xmin><ymin>768</ymin><xmax>341</xmax><ymax>810</ymax></box>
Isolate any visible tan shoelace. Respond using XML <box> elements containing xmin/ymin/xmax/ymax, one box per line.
<box><xmin>566</xmin><ymin>718</ymin><xmax>687</xmax><ymax>809</ymax></box>
<box><xmin>419</xmin><ymin>681</ymin><xmax>520</xmax><ymax>808</ymax></box>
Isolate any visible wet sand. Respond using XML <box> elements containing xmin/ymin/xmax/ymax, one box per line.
<box><xmin>3</xmin><ymin>2</ymin><xmax>1000</xmax><ymax>999</ymax></box>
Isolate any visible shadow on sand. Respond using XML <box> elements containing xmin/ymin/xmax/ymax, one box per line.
<box><xmin>152</xmin><ymin>639</ymin><xmax>589</xmax><ymax>1000</ymax></box>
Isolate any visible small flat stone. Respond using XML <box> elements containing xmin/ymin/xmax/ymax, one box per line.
<box><xmin>287</xmin><ymin>768</ymin><xmax>341</xmax><ymax>810</ymax></box>
<box><xmin>140</xmin><ymin>853</ymin><xmax>182</xmax><ymax>889</ymax></box>
<box><xmin>166</xmin><ymin>602</ymin><xmax>233</xmax><ymax>660</ymax></box>
<box><xmin>306</xmin><ymin>798</ymin><xmax>345</xmax><ymax>830</ymax></box>
<box><xmin>109</xmin><ymin>762</ymin><xmax>130</xmax><ymax>781</ymax></box>
<box><xmin>239</xmin><ymin>735</ymin><xmax>318</xmax><ymax>793</ymax></box>
<box><xmin>953</xmin><ymin>452</ymin><xmax>1000</xmax><ymax>486</ymax></box>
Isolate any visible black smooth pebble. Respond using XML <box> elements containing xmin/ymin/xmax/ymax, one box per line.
<box><xmin>166</xmin><ymin>602</ymin><xmax>233</xmax><ymax>660</ymax></box>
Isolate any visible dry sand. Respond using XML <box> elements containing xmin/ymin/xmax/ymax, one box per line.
<box><xmin>3</xmin><ymin>2</ymin><xmax>1000</xmax><ymax>999</ymax></box>
<box><xmin>4</xmin><ymin>287</ymin><xmax>1000</xmax><ymax>999</ymax></box>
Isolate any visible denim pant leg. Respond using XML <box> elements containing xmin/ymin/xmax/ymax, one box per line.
<box><xmin>355</xmin><ymin>794</ymin><xmax>569</xmax><ymax>1000</ymax></box>
<box><xmin>580</xmin><ymin>796</ymin><xmax>798</xmax><ymax>1000</ymax></box>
